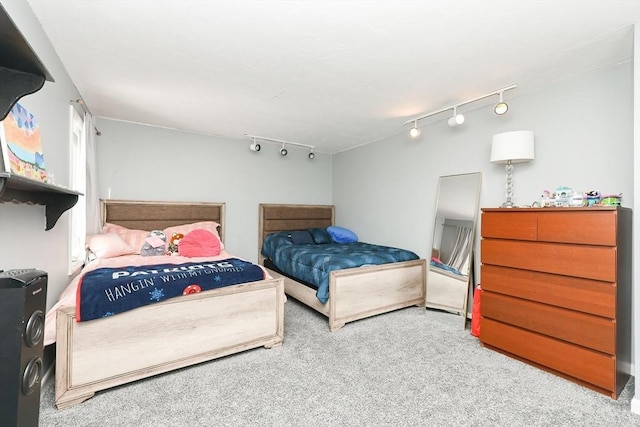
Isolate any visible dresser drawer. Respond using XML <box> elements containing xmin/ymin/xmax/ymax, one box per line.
<box><xmin>481</xmin><ymin>240</ymin><xmax>616</xmax><ymax>282</ymax></box>
<box><xmin>481</xmin><ymin>212</ymin><xmax>537</xmax><ymax>241</ymax></box>
<box><xmin>482</xmin><ymin>292</ymin><xmax>615</xmax><ymax>354</ymax></box>
<box><xmin>480</xmin><ymin>265</ymin><xmax>615</xmax><ymax>318</ymax></box>
<box><xmin>481</xmin><ymin>319</ymin><xmax>615</xmax><ymax>392</ymax></box>
<box><xmin>537</xmin><ymin>212</ymin><xmax>616</xmax><ymax>246</ymax></box>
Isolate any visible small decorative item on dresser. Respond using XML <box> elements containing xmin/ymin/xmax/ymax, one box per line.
<box><xmin>569</xmin><ymin>191</ymin><xmax>586</xmax><ymax>207</ymax></box>
<box><xmin>553</xmin><ymin>186</ymin><xmax>572</xmax><ymax>207</ymax></box>
<box><xmin>585</xmin><ymin>190</ymin><xmax>601</xmax><ymax>206</ymax></box>
<box><xmin>600</xmin><ymin>194</ymin><xmax>622</xmax><ymax>206</ymax></box>
<box><xmin>540</xmin><ymin>190</ymin><xmax>553</xmax><ymax>207</ymax></box>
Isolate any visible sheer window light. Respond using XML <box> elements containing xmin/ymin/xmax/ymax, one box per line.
<box><xmin>68</xmin><ymin>106</ymin><xmax>87</xmax><ymax>274</ymax></box>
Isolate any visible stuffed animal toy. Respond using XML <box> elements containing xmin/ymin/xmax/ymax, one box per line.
<box><xmin>585</xmin><ymin>190</ymin><xmax>601</xmax><ymax>206</ymax></box>
<box><xmin>140</xmin><ymin>230</ymin><xmax>167</xmax><ymax>256</ymax></box>
<box><xmin>167</xmin><ymin>232</ymin><xmax>184</xmax><ymax>256</ymax></box>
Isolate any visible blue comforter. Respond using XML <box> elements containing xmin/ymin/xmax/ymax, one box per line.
<box><xmin>77</xmin><ymin>258</ymin><xmax>265</xmax><ymax>321</ymax></box>
<box><xmin>262</xmin><ymin>232</ymin><xmax>419</xmax><ymax>304</ymax></box>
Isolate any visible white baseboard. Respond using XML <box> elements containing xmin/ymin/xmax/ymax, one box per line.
<box><xmin>631</xmin><ymin>396</ymin><xmax>640</xmax><ymax>415</ymax></box>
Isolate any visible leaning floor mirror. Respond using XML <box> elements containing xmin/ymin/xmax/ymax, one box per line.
<box><xmin>426</xmin><ymin>172</ymin><xmax>482</xmax><ymax>328</ymax></box>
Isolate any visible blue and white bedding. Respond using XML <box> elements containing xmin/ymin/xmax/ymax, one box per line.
<box><xmin>262</xmin><ymin>229</ymin><xmax>419</xmax><ymax>304</ymax></box>
<box><xmin>77</xmin><ymin>257</ymin><xmax>265</xmax><ymax>321</ymax></box>
<box><xmin>430</xmin><ymin>258</ymin><xmax>463</xmax><ymax>276</ymax></box>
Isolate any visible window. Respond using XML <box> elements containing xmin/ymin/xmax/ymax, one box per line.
<box><xmin>69</xmin><ymin>106</ymin><xmax>87</xmax><ymax>274</ymax></box>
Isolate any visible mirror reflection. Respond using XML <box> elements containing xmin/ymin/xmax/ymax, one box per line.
<box><xmin>426</xmin><ymin>172</ymin><xmax>482</xmax><ymax>326</ymax></box>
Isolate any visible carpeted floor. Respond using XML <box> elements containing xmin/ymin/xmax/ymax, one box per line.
<box><xmin>39</xmin><ymin>298</ymin><xmax>640</xmax><ymax>426</ymax></box>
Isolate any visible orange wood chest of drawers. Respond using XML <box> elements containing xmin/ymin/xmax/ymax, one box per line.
<box><xmin>480</xmin><ymin>207</ymin><xmax>632</xmax><ymax>399</ymax></box>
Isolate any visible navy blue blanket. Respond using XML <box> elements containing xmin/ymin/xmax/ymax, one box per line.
<box><xmin>77</xmin><ymin>258</ymin><xmax>265</xmax><ymax>321</ymax></box>
<box><xmin>262</xmin><ymin>232</ymin><xmax>419</xmax><ymax>304</ymax></box>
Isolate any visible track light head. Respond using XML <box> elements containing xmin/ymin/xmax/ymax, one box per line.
<box><xmin>409</xmin><ymin>121</ymin><xmax>421</xmax><ymax>138</ymax></box>
<box><xmin>280</xmin><ymin>143</ymin><xmax>288</xmax><ymax>157</ymax></box>
<box><xmin>448</xmin><ymin>112</ymin><xmax>465</xmax><ymax>127</ymax></box>
<box><xmin>494</xmin><ymin>102</ymin><xmax>508</xmax><ymax>115</ymax></box>
<box><xmin>494</xmin><ymin>92</ymin><xmax>508</xmax><ymax>115</ymax></box>
<box><xmin>249</xmin><ymin>137</ymin><xmax>261</xmax><ymax>152</ymax></box>
<box><xmin>308</xmin><ymin>150</ymin><xmax>315</xmax><ymax>160</ymax></box>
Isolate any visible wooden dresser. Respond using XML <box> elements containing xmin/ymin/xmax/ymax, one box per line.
<box><xmin>479</xmin><ymin>207</ymin><xmax>632</xmax><ymax>398</ymax></box>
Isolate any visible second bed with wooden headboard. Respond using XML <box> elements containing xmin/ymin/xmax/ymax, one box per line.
<box><xmin>258</xmin><ymin>203</ymin><xmax>426</xmax><ymax>331</ymax></box>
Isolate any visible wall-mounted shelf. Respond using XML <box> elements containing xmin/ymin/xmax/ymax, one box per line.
<box><xmin>0</xmin><ymin>173</ymin><xmax>80</xmax><ymax>230</ymax></box>
<box><xmin>0</xmin><ymin>4</ymin><xmax>55</xmax><ymax>121</ymax></box>
<box><xmin>0</xmin><ymin>6</ymin><xmax>75</xmax><ymax>231</ymax></box>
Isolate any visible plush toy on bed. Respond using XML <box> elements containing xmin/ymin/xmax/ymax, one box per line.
<box><xmin>167</xmin><ymin>232</ymin><xmax>184</xmax><ymax>256</ymax></box>
<box><xmin>140</xmin><ymin>230</ymin><xmax>167</xmax><ymax>256</ymax></box>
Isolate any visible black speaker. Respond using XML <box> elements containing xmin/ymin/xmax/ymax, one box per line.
<box><xmin>0</xmin><ymin>269</ymin><xmax>48</xmax><ymax>427</ymax></box>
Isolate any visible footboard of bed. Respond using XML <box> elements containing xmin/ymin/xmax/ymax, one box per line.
<box><xmin>55</xmin><ymin>278</ymin><xmax>284</xmax><ymax>409</ymax></box>
<box><xmin>328</xmin><ymin>259</ymin><xmax>426</xmax><ymax>331</ymax></box>
<box><xmin>269</xmin><ymin>259</ymin><xmax>426</xmax><ymax>331</ymax></box>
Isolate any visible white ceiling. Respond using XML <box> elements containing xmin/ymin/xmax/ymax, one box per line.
<box><xmin>26</xmin><ymin>0</ymin><xmax>640</xmax><ymax>154</ymax></box>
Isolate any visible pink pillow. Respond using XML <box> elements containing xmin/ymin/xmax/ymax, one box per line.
<box><xmin>178</xmin><ymin>229</ymin><xmax>222</xmax><ymax>257</ymax></box>
<box><xmin>164</xmin><ymin>221</ymin><xmax>224</xmax><ymax>249</ymax></box>
<box><xmin>86</xmin><ymin>233</ymin><xmax>135</xmax><ymax>259</ymax></box>
<box><xmin>103</xmin><ymin>223</ymin><xmax>149</xmax><ymax>254</ymax></box>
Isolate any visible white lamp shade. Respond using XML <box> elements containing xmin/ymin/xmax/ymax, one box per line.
<box><xmin>490</xmin><ymin>131</ymin><xmax>535</xmax><ymax>164</ymax></box>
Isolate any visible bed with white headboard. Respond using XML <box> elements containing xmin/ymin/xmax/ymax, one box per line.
<box><xmin>53</xmin><ymin>199</ymin><xmax>284</xmax><ymax>409</ymax></box>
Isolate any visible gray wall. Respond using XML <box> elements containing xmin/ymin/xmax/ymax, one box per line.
<box><xmin>94</xmin><ymin>118</ymin><xmax>332</xmax><ymax>262</ymax></box>
<box><xmin>0</xmin><ymin>0</ymin><xmax>82</xmax><ymax>310</ymax></box>
<box><xmin>333</xmin><ymin>62</ymin><xmax>634</xmax><ymax>262</ymax></box>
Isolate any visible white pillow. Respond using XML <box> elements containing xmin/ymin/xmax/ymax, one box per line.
<box><xmin>86</xmin><ymin>233</ymin><xmax>135</xmax><ymax>259</ymax></box>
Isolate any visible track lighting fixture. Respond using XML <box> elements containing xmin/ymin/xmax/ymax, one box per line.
<box><xmin>447</xmin><ymin>107</ymin><xmax>464</xmax><ymax>127</ymax></box>
<box><xmin>403</xmin><ymin>84</ymin><xmax>516</xmax><ymax>136</ymax></box>
<box><xmin>249</xmin><ymin>137</ymin><xmax>261</xmax><ymax>152</ymax></box>
<box><xmin>494</xmin><ymin>91</ymin><xmax>508</xmax><ymax>115</ymax></box>
<box><xmin>245</xmin><ymin>134</ymin><xmax>315</xmax><ymax>159</ymax></box>
<box><xmin>409</xmin><ymin>121</ymin><xmax>421</xmax><ymax>138</ymax></box>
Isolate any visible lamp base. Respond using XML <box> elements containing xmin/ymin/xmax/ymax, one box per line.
<box><xmin>501</xmin><ymin>161</ymin><xmax>515</xmax><ymax>208</ymax></box>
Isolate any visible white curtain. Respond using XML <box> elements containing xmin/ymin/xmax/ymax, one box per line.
<box><xmin>446</xmin><ymin>226</ymin><xmax>472</xmax><ymax>272</ymax></box>
<box><xmin>84</xmin><ymin>113</ymin><xmax>101</xmax><ymax>234</ymax></box>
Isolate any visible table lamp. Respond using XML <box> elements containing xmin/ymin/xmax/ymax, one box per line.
<box><xmin>490</xmin><ymin>130</ymin><xmax>535</xmax><ymax>207</ymax></box>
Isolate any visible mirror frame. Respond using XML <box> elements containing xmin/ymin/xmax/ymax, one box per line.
<box><xmin>425</xmin><ymin>172</ymin><xmax>482</xmax><ymax>328</ymax></box>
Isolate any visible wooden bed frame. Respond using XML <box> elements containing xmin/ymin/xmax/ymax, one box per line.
<box><xmin>55</xmin><ymin>200</ymin><xmax>285</xmax><ymax>409</ymax></box>
<box><xmin>258</xmin><ymin>203</ymin><xmax>426</xmax><ymax>331</ymax></box>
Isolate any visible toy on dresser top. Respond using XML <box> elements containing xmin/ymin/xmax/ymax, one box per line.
<box><xmin>539</xmin><ymin>187</ymin><xmax>622</xmax><ymax>208</ymax></box>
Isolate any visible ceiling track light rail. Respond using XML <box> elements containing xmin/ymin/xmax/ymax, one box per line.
<box><xmin>245</xmin><ymin>134</ymin><xmax>316</xmax><ymax>159</ymax></box>
<box><xmin>403</xmin><ymin>84</ymin><xmax>517</xmax><ymax>137</ymax></box>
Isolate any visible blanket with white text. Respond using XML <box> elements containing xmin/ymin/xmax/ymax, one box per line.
<box><xmin>76</xmin><ymin>258</ymin><xmax>265</xmax><ymax>321</ymax></box>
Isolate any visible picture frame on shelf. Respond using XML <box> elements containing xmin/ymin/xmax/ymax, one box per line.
<box><xmin>0</xmin><ymin>102</ymin><xmax>48</xmax><ymax>182</ymax></box>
